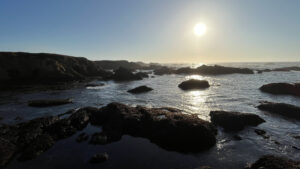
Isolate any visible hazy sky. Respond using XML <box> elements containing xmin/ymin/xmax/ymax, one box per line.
<box><xmin>1</xmin><ymin>0</ymin><xmax>300</xmax><ymax>63</ymax></box>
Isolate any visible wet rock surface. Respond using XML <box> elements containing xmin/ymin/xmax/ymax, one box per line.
<box><xmin>28</xmin><ymin>98</ymin><xmax>73</xmax><ymax>107</ymax></box>
<box><xmin>210</xmin><ymin>111</ymin><xmax>265</xmax><ymax>131</ymax></box>
<box><xmin>245</xmin><ymin>155</ymin><xmax>300</xmax><ymax>169</ymax></box>
<box><xmin>178</xmin><ymin>79</ymin><xmax>210</xmax><ymax>90</ymax></box>
<box><xmin>257</xmin><ymin>102</ymin><xmax>300</xmax><ymax>120</ymax></box>
<box><xmin>0</xmin><ymin>103</ymin><xmax>217</xmax><ymax>167</ymax></box>
<box><xmin>127</xmin><ymin>85</ymin><xmax>153</xmax><ymax>94</ymax></box>
<box><xmin>260</xmin><ymin>83</ymin><xmax>300</xmax><ymax>97</ymax></box>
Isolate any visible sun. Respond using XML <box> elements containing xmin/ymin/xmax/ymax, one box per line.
<box><xmin>194</xmin><ymin>23</ymin><xmax>207</xmax><ymax>36</ymax></box>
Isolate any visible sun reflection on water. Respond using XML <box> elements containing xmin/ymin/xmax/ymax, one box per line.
<box><xmin>185</xmin><ymin>75</ymin><xmax>204</xmax><ymax>80</ymax></box>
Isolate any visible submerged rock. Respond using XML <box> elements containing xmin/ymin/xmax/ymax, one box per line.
<box><xmin>85</xmin><ymin>83</ymin><xmax>105</xmax><ymax>87</ymax></box>
<box><xmin>127</xmin><ymin>85</ymin><xmax>153</xmax><ymax>94</ymax></box>
<box><xmin>111</xmin><ymin>67</ymin><xmax>142</xmax><ymax>81</ymax></box>
<box><xmin>28</xmin><ymin>98</ymin><xmax>72</xmax><ymax>107</ymax></box>
<box><xmin>257</xmin><ymin>102</ymin><xmax>300</xmax><ymax>120</ymax></box>
<box><xmin>210</xmin><ymin>111</ymin><xmax>265</xmax><ymax>131</ymax></box>
<box><xmin>178</xmin><ymin>79</ymin><xmax>210</xmax><ymax>90</ymax></box>
<box><xmin>89</xmin><ymin>153</ymin><xmax>109</xmax><ymax>163</ymax></box>
<box><xmin>245</xmin><ymin>155</ymin><xmax>300</xmax><ymax>169</ymax></box>
<box><xmin>260</xmin><ymin>83</ymin><xmax>300</xmax><ymax>97</ymax></box>
<box><xmin>254</xmin><ymin>129</ymin><xmax>269</xmax><ymax>139</ymax></box>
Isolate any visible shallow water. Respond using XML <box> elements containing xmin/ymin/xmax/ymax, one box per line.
<box><xmin>1</xmin><ymin>62</ymin><xmax>300</xmax><ymax>169</ymax></box>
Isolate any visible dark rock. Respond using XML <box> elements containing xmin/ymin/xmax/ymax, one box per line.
<box><xmin>257</xmin><ymin>102</ymin><xmax>300</xmax><ymax>120</ymax></box>
<box><xmin>92</xmin><ymin>102</ymin><xmax>217</xmax><ymax>152</ymax></box>
<box><xmin>127</xmin><ymin>85</ymin><xmax>153</xmax><ymax>94</ymax></box>
<box><xmin>28</xmin><ymin>98</ymin><xmax>72</xmax><ymax>107</ymax></box>
<box><xmin>178</xmin><ymin>79</ymin><xmax>210</xmax><ymax>90</ymax></box>
<box><xmin>176</xmin><ymin>67</ymin><xmax>195</xmax><ymax>74</ymax></box>
<box><xmin>76</xmin><ymin>132</ymin><xmax>89</xmax><ymax>142</ymax></box>
<box><xmin>196</xmin><ymin>65</ymin><xmax>254</xmax><ymax>75</ymax></box>
<box><xmin>293</xmin><ymin>135</ymin><xmax>300</xmax><ymax>139</ymax></box>
<box><xmin>273</xmin><ymin>66</ymin><xmax>300</xmax><ymax>72</ymax></box>
<box><xmin>94</xmin><ymin>60</ymin><xmax>144</xmax><ymax>70</ymax></box>
<box><xmin>154</xmin><ymin>66</ymin><xmax>175</xmax><ymax>75</ymax></box>
<box><xmin>89</xmin><ymin>132</ymin><xmax>108</xmax><ymax>145</ymax></box>
<box><xmin>210</xmin><ymin>111</ymin><xmax>265</xmax><ymax>131</ymax></box>
<box><xmin>0</xmin><ymin>52</ymin><xmax>111</xmax><ymax>85</ymax></box>
<box><xmin>234</xmin><ymin>135</ymin><xmax>242</xmax><ymax>140</ymax></box>
<box><xmin>18</xmin><ymin>134</ymin><xmax>54</xmax><ymax>161</ymax></box>
<box><xmin>85</xmin><ymin>83</ymin><xmax>104</xmax><ymax>87</ymax></box>
<box><xmin>134</xmin><ymin>72</ymin><xmax>149</xmax><ymax>78</ymax></box>
<box><xmin>246</xmin><ymin>155</ymin><xmax>300</xmax><ymax>169</ymax></box>
<box><xmin>111</xmin><ymin>67</ymin><xmax>142</xmax><ymax>81</ymax></box>
<box><xmin>0</xmin><ymin>138</ymin><xmax>17</xmax><ymax>167</ymax></box>
<box><xmin>260</xmin><ymin>83</ymin><xmax>300</xmax><ymax>97</ymax></box>
<box><xmin>254</xmin><ymin>129</ymin><xmax>269</xmax><ymax>139</ymax></box>
<box><xmin>89</xmin><ymin>153</ymin><xmax>109</xmax><ymax>163</ymax></box>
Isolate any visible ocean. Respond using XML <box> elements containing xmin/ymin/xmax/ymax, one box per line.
<box><xmin>1</xmin><ymin>62</ymin><xmax>299</xmax><ymax>169</ymax></box>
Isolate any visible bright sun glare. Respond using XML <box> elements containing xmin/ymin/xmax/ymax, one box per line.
<box><xmin>194</xmin><ymin>23</ymin><xmax>207</xmax><ymax>36</ymax></box>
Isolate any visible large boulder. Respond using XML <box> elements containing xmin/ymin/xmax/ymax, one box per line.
<box><xmin>28</xmin><ymin>98</ymin><xmax>72</xmax><ymax>107</ymax></box>
<box><xmin>111</xmin><ymin>67</ymin><xmax>142</xmax><ymax>81</ymax></box>
<box><xmin>127</xmin><ymin>85</ymin><xmax>153</xmax><ymax>94</ymax></box>
<box><xmin>257</xmin><ymin>102</ymin><xmax>300</xmax><ymax>120</ymax></box>
<box><xmin>245</xmin><ymin>155</ymin><xmax>300</xmax><ymax>169</ymax></box>
<box><xmin>178</xmin><ymin>79</ymin><xmax>210</xmax><ymax>90</ymax></box>
<box><xmin>210</xmin><ymin>111</ymin><xmax>265</xmax><ymax>131</ymax></box>
<box><xmin>91</xmin><ymin>103</ymin><xmax>217</xmax><ymax>152</ymax></box>
<box><xmin>259</xmin><ymin>83</ymin><xmax>300</xmax><ymax>97</ymax></box>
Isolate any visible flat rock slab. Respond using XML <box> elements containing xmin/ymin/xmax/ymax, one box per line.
<box><xmin>178</xmin><ymin>79</ymin><xmax>210</xmax><ymax>90</ymax></box>
<box><xmin>260</xmin><ymin>83</ymin><xmax>300</xmax><ymax>97</ymax></box>
<box><xmin>127</xmin><ymin>85</ymin><xmax>153</xmax><ymax>94</ymax></box>
<box><xmin>257</xmin><ymin>102</ymin><xmax>300</xmax><ymax>120</ymax></box>
<box><xmin>210</xmin><ymin>111</ymin><xmax>265</xmax><ymax>131</ymax></box>
<box><xmin>28</xmin><ymin>98</ymin><xmax>72</xmax><ymax>107</ymax></box>
<box><xmin>245</xmin><ymin>155</ymin><xmax>300</xmax><ymax>169</ymax></box>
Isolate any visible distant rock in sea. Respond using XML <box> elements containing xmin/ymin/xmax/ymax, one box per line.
<box><xmin>154</xmin><ymin>64</ymin><xmax>254</xmax><ymax>76</ymax></box>
<box><xmin>260</xmin><ymin>83</ymin><xmax>300</xmax><ymax>97</ymax></box>
<box><xmin>178</xmin><ymin>79</ymin><xmax>210</xmax><ymax>90</ymax></box>
<box><xmin>0</xmin><ymin>52</ymin><xmax>111</xmax><ymax>86</ymax></box>
<box><xmin>127</xmin><ymin>85</ymin><xmax>153</xmax><ymax>94</ymax></box>
<box><xmin>94</xmin><ymin>60</ymin><xmax>145</xmax><ymax>70</ymax></box>
<box><xmin>110</xmin><ymin>67</ymin><xmax>143</xmax><ymax>81</ymax></box>
<box><xmin>257</xmin><ymin>101</ymin><xmax>300</xmax><ymax>120</ymax></box>
<box><xmin>28</xmin><ymin>98</ymin><xmax>73</xmax><ymax>107</ymax></box>
<box><xmin>210</xmin><ymin>111</ymin><xmax>265</xmax><ymax>131</ymax></box>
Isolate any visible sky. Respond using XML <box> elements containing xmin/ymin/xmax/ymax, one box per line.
<box><xmin>0</xmin><ymin>0</ymin><xmax>300</xmax><ymax>63</ymax></box>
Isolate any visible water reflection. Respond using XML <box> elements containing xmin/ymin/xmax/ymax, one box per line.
<box><xmin>185</xmin><ymin>75</ymin><xmax>204</xmax><ymax>80</ymax></box>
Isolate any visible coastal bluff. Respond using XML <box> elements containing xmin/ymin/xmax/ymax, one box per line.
<box><xmin>0</xmin><ymin>52</ymin><xmax>110</xmax><ymax>84</ymax></box>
